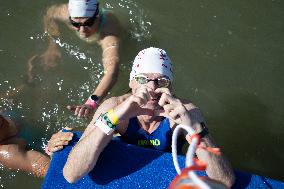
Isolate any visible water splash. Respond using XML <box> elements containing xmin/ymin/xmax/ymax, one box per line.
<box><xmin>104</xmin><ymin>0</ymin><xmax>152</xmax><ymax>42</ymax></box>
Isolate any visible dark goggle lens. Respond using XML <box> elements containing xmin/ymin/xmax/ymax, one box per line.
<box><xmin>157</xmin><ymin>78</ymin><xmax>170</xmax><ymax>87</ymax></box>
<box><xmin>69</xmin><ymin>17</ymin><xmax>95</xmax><ymax>28</ymax></box>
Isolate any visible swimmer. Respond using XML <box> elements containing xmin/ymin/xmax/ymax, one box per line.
<box><xmin>28</xmin><ymin>0</ymin><xmax>121</xmax><ymax>118</ymax></box>
<box><xmin>0</xmin><ymin>114</ymin><xmax>73</xmax><ymax>177</ymax></box>
<box><xmin>62</xmin><ymin>47</ymin><xmax>235</xmax><ymax>187</ymax></box>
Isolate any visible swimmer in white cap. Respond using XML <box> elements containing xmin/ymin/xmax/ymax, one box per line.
<box><xmin>28</xmin><ymin>0</ymin><xmax>121</xmax><ymax>118</ymax></box>
<box><xmin>62</xmin><ymin>47</ymin><xmax>235</xmax><ymax>187</ymax></box>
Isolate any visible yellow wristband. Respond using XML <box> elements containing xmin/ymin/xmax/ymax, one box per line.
<box><xmin>107</xmin><ymin>109</ymin><xmax>119</xmax><ymax>125</ymax></box>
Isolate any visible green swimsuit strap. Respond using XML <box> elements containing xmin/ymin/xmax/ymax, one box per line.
<box><xmin>97</xmin><ymin>8</ymin><xmax>110</xmax><ymax>34</ymax></box>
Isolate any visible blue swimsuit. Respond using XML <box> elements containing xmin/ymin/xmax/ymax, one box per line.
<box><xmin>121</xmin><ymin>117</ymin><xmax>173</xmax><ymax>151</ymax></box>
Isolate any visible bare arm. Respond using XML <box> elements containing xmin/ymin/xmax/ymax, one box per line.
<box><xmin>0</xmin><ymin>138</ymin><xmax>50</xmax><ymax>178</ymax></box>
<box><xmin>35</xmin><ymin>4</ymin><xmax>69</xmax><ymax>69</ymax></box>
<box><xmin>63</xmin><ymin>97</ymin><xmax>120</xmax><ymax>183</ymax></box>
<box><xmin>181</xmin><ymin>105</ymin><xmax>235</xmax><ymax>187</ymax></box>
<box><xmin>195</xmin><ymin>133</ymin><xmax>235</xmax><ymax>187</ymax></box>
<box><xmin>93</xmin><ymin>35</ymin><xmax>120</xmax><ymax>101</ymax></box>
<box><xmin>44</xmin><ymin>4</ymin><xmax>68</xmax><ymax>37</ymax></box>
<box><xmin>156</xmin><ymin>89</ymin><xmax>235</xmax><ymax>187</ymax></box>
<box><xmin>26</xmin><ymin>4</ymin><xmax>67</xmax><ymax>83</ymax></box>
<box><xmin>66</xmin><ymin>14</ymin><xmax>122</xmax><ymax>118</ymax></box>
<box><xmin>92</xmin><ymin>13</ymin><xmax>121</xmax><ymax>101</ymax></box>
<box><xmin>183</xmin><ymin>103</ymin><xmax>235</xmax><ymax>187</ymax></box>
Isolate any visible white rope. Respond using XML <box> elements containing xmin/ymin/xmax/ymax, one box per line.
<box><xmin>172</xmin><ymin>124</ymin><xmax>195</xmax><ymax>174</ymax></box>
<box><xmin>171</xmin><ymin>124</ymin><xmax>211</xmax><ymax>189</ymax></box>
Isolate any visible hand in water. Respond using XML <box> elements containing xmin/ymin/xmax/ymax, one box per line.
<box><xmin>66</xmin><ymin>104</ymin><xmax>95</xmax><ymax>118</ymax></box>
<box><xmin>27</xmin><ymin>44</ymin><xmax>61</xmax><ymax>84</ymax></box>
<box><xmin>47</xmin><ymin>127</ymin><xmax>73</xmax><ymax>155</ymax></box>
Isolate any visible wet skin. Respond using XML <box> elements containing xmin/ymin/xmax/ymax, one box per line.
<box><xmin>0</xmin><ymin>115</ymin><xmax>50</xmax><ymax>177</ymax></box>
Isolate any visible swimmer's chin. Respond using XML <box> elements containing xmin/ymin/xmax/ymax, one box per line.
<box><xmin>79</xmin><ymin>33</ymin><xmax>91</xmax><ymax>38</ymax></box>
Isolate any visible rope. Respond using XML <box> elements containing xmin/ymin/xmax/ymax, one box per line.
<box><xmin>171</xmin><ymin>124</ymin><xmax>211</xmax><ymax>189</ymax></box>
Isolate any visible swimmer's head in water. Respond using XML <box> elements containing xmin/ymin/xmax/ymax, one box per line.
<box><xmin>69</xmin><ymin>13</ymin><xmax>98</xmax><ymax>29</ymax></box>
<box><xmin>130</xmin><ymin>47</ymin><xmax>173</xmax><ymax>82</ymax></box>
<box><xmin>0</xmin><ymin>115</ymin><xmax>18</xmax><ymax>141</ymax></box>
<box><xmin>0</xmin><ymin>115</ymin><xmax>9</xmax><ymax>128</ymax></box>
<box><xmin>68</xmin><ymin>0</ymin><xmax>99</xmax><ymax>18</ymax></box>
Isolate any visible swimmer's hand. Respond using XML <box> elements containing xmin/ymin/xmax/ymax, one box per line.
<box><xmin>47</xmin><ymin>127</ymin><xmax>73</xmax><ymax>156</ymax></box>
<box><xmin>66</xmin><ymin>104</ymin><xmax>95</xmax><ymax>118</ymax></box>
<box><xmin>27</xmin><ymin>44</ymin><xmax>61</xmax><ymax>82</ymax></box>
<box><xmin>155</xmin><ymin>88</ymin><xmax>191</xmax><ymax>126</ymax></box>
<box><xmin>113</xmin><ymin>85</ymin><xmax>154</xmax><ymax>120</ymax></box>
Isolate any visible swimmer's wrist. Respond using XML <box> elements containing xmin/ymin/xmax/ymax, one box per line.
<box><xmin>85</xmin><ymin>95</ymin><xmax>99</xmax><ymax>109</ymax></box>
<box><xmin>194</xmin><ymin>122</ymin><xmax>209</xmax><ymax>139</ymax></box>
<box><xmin>112</xmin><ymin>107</ymin><xmax>125</xmax><ymax>122</ymax></box>
<box><xmin>107</xmin><ymin>109</ymin><xmax>119</xmax><ymax>125</ymax></box>
<box><xmin>94</xmin><ymin>112</ymin><xmax>117</xmax><ymax>135</ymax></box>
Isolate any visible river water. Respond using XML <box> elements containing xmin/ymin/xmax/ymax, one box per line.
<box><xmin>0</xmin><ymin>0</ymin><xmax>283</xmax><ymax>188</ymax></box>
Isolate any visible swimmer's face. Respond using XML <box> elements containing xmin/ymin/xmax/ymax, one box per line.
<box><xmin>0</xmin><ymin>114</ymin><xmax>18</xmax><ymax>141</ymax></box>
<box><xmin>130</xmin><ymin>73</ymin><xmax>172</xmax><ymax>110</ymax></box>
<box><xmin>69</xmin><ymin>17</ymin><xmax>96</xmax><ymax>38</ymax></box>
<box><xmin>0</xmin><ymin>115</ymin><xmax>8</xmax><ymax>128</ymax></box>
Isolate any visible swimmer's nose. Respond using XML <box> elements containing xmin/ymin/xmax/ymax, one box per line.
<box><xmin>79</xmin><ymin>26</ymin><xmax>87</xmax><ymax>33</ymax></box>
<box><xmin>147</xmin><ymin>81</ymin><xmax>159</xmax><ymax>98</ymax></box>
<box><xmin>147</xmin><ymin>80</ymin><xmax>158</xmax><ymax>91</ymax></box>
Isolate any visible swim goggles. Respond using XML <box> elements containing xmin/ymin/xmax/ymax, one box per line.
<box><xmin>134</xmin><ymin>75</ymin><xmax>171</xmax><ymax>88</ymax></box>
<box><xmin>69</xmin><ymin>3</ymin><xmax>99</xmax><ymax>29</ymax></box>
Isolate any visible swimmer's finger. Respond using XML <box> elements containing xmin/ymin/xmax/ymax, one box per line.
<box><xmin>55</xmin><ymin>140</ymin><xmax>70</xmax><ymax>147</ymax></box>
<box><xmin>50</xmin><ymin>132</ymin><xmax>73</xmax><ymax>144</ymax></box>
<box><xmin>158</xmin><ymin>93</ymin><xmax>172</xmax><ymax>106</ymax></box>
<box><xmin>74</xmin><ymin>106</ymin><xmax>81</xmax><ymax>116</ymax></box>
<box><xmin>78</xmin><ymin>107</ymin><xmax>86</xmax><ymax>118</ymax></box>
<box><xmin>84</xmin><ymin>108</ymin><xmax>92</xmax><ymax>118</ymax></box>
<box><xmin>50</xmin><ymin>145</ymin><xmax>64</xmax><ymax>153</ymax></box>
<box><xmin>58</xmin><ymin>132</ymin><xmax>73</xmax><ymax>141</ymax></box>
<box><xmin>53</xmin><ymin>132</ymin><xmax>73</xmax><ymax>141</ymax></box>
<box><xmin>155</xmin><ymin>88</ymin><xmax>172</xmax><ymax>96</ymax></box>
<box><xmin>66</xmin><ymin>105</ymin><xmax>76</xmax><ymax>111</ymax></box>
<box><xmin>49</xmin><ymin>139</ymin><xmax>70</xmax><ymax>151</ymax></box>
<box><xmin>131</xmin><ymin>95</ymin><xmax>147</xmax><ymax>106</ymax></box>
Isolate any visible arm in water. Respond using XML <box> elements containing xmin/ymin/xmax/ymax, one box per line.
<box><xmin>67</xmin><ymin>13</ymin><xmax>121</xmax><ymax>118</ymax></box>
<box><xmin>0</xmin><ymin>115</ymin><xmax>50</xmax><ymax>177</ymax></box>
<box><xmin>156</xmin><ymin>88</ymin><xmax>235</xmax><ymax>187</ymax></box>
<box><xmin>0</xmin><ymin>114</ymin><xmax>74</xmax><ymax>177</ymax></box>
<box><xmin>27</xmin><ymin>4</ymin><xmax>68</xmax><ymax>83</ymax></box>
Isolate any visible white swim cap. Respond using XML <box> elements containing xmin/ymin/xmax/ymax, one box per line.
<box><xmin>130</xmin><ymin>47</ymin><xmax>173</xmax><ymax>81</ymax></box>
<box><xmin>68</xmin><ymin>0</ymin><xmax>98</xmax><ymax>18</ymax></box>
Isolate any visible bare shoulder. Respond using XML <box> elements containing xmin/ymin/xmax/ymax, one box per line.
<box><xmin>46</xmin><ymin>3</ymin><xmax>68</xmax><ymax>21</ymax></box>
<box><xmin>100</xmin><ymin>11</ymin><xmax>121</xmax><ymax>38</ymax></box>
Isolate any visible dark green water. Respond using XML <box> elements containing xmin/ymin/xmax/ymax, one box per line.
<box><xmin>0</xmin><ymin>0</ymin><xmax>283</xmax><ymax>188</ymax></box>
